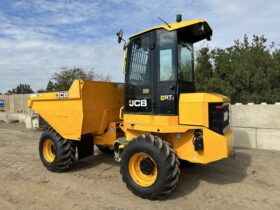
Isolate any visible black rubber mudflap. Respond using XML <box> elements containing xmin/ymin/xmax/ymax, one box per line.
<box><xmin>77</xmin><ymin>134</ymin><xmax>94</xmax><ymax>160</ymax></box>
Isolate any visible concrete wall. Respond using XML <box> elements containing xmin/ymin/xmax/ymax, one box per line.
<box><xmin>231</xmin><ymin>103</ymin><xmax>280</xmax><ymax>151</ymax></box>
<box><xmin>0</xmin><ymin>94</ymin><xmax>35</xmax><ymax>128</ymax></box>
<box><xmin>0</xmin><ymin>94</ymin><xmax>32</xmax><ymax>113</ymax></box>
<box><xmin>0</xmin><ymin>112</ymin><xmax>39</xmax><ymax>130</ymax></box>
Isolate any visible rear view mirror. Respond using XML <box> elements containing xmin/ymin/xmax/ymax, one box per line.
<box><xmin>117</xmin><ymin>29</ymin><xmax>123</xmax><ymax>43</ymax></box>
<box><xmin>116</xmin><ymin>29</ymin><xmax>127</xmax><ymax>50</ymax></box>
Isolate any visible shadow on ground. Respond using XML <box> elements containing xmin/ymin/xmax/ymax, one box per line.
<box><xmin>168</xmin><ymin>149</ymin><xmax>252</xmax><ymax>200</ymax></box>
<box><xmin>70</xmin><ymin>149</ymin><xmax>119</xmax><ymax>172</ymax></box>
<box><xmin>69</xmin><ymin>147</ymin><xmax>251</xmax><ymax>200</ymax></box>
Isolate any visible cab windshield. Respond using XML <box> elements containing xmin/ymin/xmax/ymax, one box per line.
<box><xmin>157</xmin><ymin>29</ymin><xmax>194</xmax><ymax>83</ymax></box>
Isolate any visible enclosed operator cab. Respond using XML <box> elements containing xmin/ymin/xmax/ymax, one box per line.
<box><xmin>120</xmin><ymin>19</ymin><xmax>232</xmax><ymax>165</ymax></box>
<box><xmin>124</xmin><ymin>19</ymin><xmax>212</xmax><ymax>115</ymax></box>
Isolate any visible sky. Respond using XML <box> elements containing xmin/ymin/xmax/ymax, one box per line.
<box><xmin>0</xmin><ymin>0</ymin><xmax>280</xmax><ymax>93</ymax></box>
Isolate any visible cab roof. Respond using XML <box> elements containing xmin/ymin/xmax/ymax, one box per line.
<box><xmin>129</xmin><ymin>19</ymin><xmax>212</xmax><ymax>40</ymax></box>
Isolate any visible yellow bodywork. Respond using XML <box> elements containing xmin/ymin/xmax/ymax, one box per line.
<box><xmin>94</xmin><ymin>121</ymin><xmax>121</xmax><ymax>145</ymax></box>
<box><xmin>29</xmin><ymin>83</ymin><xmax>232</xmax><ymax>164</ymax></box>
<box><xmin>179</xmin><ymin>93</ymin><xmax>229</xmax><ymax>126</ymax></box>
<box><xmin>28</xmin><ymin>80</ymin><xmax>124</xmax><ymax>140</ymax></box>
<box><xmin>130</xmin><ymin>19</ymin><xmax>212</xmax><ymax>39</ymax></box>
<box><xmin>121</xmin><ymin>93</ymin><xmax>232</xmax><ymax>164</ymax></box>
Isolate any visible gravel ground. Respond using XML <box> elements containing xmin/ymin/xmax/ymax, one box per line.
<box><xmin>0</xmin><ymin>122</ymin><xmax>279</xmax><ymax>210</ymax></box>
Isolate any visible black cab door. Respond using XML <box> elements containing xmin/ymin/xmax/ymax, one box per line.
<box><xmin>156</xmin><ymin>30</ymin><xmax>177</xmax><ymax>115</ymax></box>
<box><xmin>124</xmin><ymin>32</ymin><xmax>154</xmax><ymax>114</ymax></box>
<box><xmin>155</xmin><ymin>30</ymin><xmax>195</xmax><ymax>115</ymax></box>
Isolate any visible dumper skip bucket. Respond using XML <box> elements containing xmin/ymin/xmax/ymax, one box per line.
<box><xmin>28</xmin><ymin>80</ymin><xmax>124</xmax><ymax>140</ymax></box>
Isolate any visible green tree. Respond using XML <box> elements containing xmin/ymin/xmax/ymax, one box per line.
<box><xmin>195</xmin><ymin>47</ymin><xmax>214</xmax><ymax>92</ymax></box>
<box><xmin>46</xmin><ymin>81</ymin><xmax>55</xmax><ymax>92</ymax></box>
<box><xmin>5</xmin><ymin>90</ymin><xmax>12</xmax><ymax>95</ymax></box>
<box><xmin>194</xmin><ymin>35</ymin><xmax>280</xmax><ymax>104</ymax></box>
<box><xmin>9</xmin><ymin>83</ymin><xmax>33</xmax><ymax>94</ymax></box>
<box><xmin>49</xmin><ymin>67</ymin><xmax>111</xmax><ymax>91</ymax></box>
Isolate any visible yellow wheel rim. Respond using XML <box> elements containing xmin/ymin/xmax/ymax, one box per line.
<box><xmin>43</xmin><ymin>139</ymin><xmax>55</xmax><ymax>162</ymax></box>
<box><xmin>129</xmin><ymin>152</ymin><xmax>158</xmax><ymax>187</ymax></box>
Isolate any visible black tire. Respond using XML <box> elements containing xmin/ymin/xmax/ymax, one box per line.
<box><xmin>120</xmin><ymin>134</ymin><xmax>180</xmax><ymax>199</ymax></box>
<box><xmin>97</xmin><ymin>145</ymin><xmax>114</xmax><ymax>154</ymax></box>
<box><xmin>39</xmin><ymin>128</ymin><xmax>76</xmax><ymax>172</ymax></box>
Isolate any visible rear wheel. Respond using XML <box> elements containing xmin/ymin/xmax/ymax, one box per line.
<box><xmin>120</xmin><ymin>134</ymin><xmax>180</xmax><ymax>199</ymax></box>
<box><xmin>39</xmin><ymin>128</ymin><xmax>76</xmax><ymax>172</ymax></box>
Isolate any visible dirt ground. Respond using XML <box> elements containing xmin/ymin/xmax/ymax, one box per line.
<box><xmin>0</xmin><ymin>122</ymin><xmax>279</xmax><ymax>210</ymax></box>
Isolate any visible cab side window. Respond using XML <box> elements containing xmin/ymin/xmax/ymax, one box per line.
<box><xmin>178</xmin><ymin>43</ymin><xmax>193</xmax><ymax>82</ymax></box>
<box><xmin>127</xmin><ymin>36</ymin><xmax>151</xmax><ymax>86</ymax></box>
<box><xmin>158</xmin><ymin>31</ymin><xmax>176</xmax><ymax>81</ymax></box>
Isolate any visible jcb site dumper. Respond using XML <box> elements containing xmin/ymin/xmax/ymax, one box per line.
<box><xmin>28</xmin><ymin>16</ymin><xmax>233</xmax><ymax>199</ymax></box>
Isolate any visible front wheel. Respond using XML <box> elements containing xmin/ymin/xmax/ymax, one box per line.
<box><xmin>120</xmin><ymin>134</ymin><xmax>180</xmax><ymax>199</ymax></box>
<box><xmin>39</xmin><ymin>128</ymin><xmax>76</xmax><ymax>172</ymax></box>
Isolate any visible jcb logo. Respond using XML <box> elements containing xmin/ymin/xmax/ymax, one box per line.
<box><xmin>56</xmin><ymin>92</ymin><xmax>68</xmax><ymax>99</ymax></box>
<box><xmin>129</xmin><ymin>100</ymin><xmax>147</xmax><ymax>107</ymax></box>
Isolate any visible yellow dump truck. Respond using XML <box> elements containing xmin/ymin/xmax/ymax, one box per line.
<box><xmin>28</xmin><ymin>16</ymin><xmax>233</xmax><ymax>199</ymax></box>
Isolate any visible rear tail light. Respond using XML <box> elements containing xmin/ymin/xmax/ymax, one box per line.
<box><xmin>209</xmin><ymin>103</ymin><xmax>229</xmax><ymax>134</ymax></box>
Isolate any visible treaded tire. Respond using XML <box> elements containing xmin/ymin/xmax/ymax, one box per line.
<box><xmin>97</xmin><ymin>145</ymin><xmax>114</xmax><ymax>154</ymax></box>
<box><xmin>120</xmin><ymin>134</ymin><xmax>180</xmax><ymax>199</ymax></box>
<box><xmin>39</xmin><ymin>128</ymin><xmax>76</xmax><ymax>172</ymax></box>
